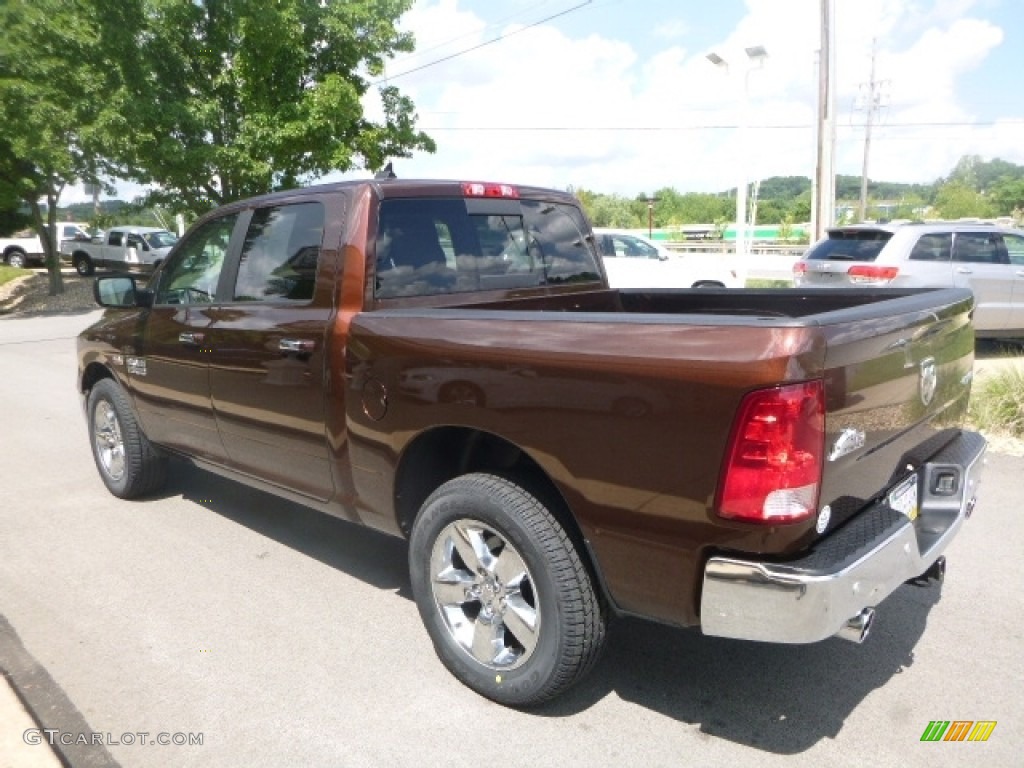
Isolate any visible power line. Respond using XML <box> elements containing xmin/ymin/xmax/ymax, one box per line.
<box><xmin>372</xmin><ymin>1</ymin><xmax>593</xmax><ymax>86</ymax></box>
<box><xmin>416</xmin><ymin>120</ymin><xmax>1022</xmax><ymax>131</ymax></box>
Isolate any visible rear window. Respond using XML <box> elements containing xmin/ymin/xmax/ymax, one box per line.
<box><xmin>805</xmin><ymin>230</ymin><xmax>892</xmax><ymax>262</ymax></box>
<box><xmin>374</xmin><ymin>197</ymin><xmax>601</xmax><ymax>299</ymax></box>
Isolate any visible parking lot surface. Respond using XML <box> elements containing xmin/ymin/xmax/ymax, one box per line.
<box><xmin>1</xmin><ymin>310</ymin><xmax>1021</xmax><ymax>767</ymax></box>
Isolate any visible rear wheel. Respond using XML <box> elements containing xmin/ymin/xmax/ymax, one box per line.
<box><xmin>6</xmin><ymin>249</ymin><xmax>27</xmax><ymax>269</ymax></box>
<box><xmin>73</xmin><ymin>253</ymin><xmax>95</xmax><ymax>276</ymax></box>
<box><xmin>409</xmin><ymin>473</ymin><xmax>605</xmax><ymax>707</ymax></box>
<box><xmin>87</xmin><ymin>378</ymin><xmax>166</xmax><ymax>498</ymax></box>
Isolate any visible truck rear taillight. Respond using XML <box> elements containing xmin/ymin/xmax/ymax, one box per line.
<box><xmin>716</xmin><ymin>380</ymin><xmax>825</xmax><ymax>523</ymax></box>
<box><xmin>461</xmin><ymin>182</ymin><xmax>520</xmax><ymax>199</ymax></box>
<box><xmin>847</xmin><ymin>265</ymin><xmax>898</xmax><ymax>284</ymax></box>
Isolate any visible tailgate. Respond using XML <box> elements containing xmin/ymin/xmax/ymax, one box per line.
<box><xmin>816</xmin><ymin>288</ymin><xmax>976</xmax><ymax>531</ymax></box>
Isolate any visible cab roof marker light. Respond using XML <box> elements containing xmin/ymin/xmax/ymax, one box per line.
<box><xmin>461</xmin><ymin>182</ymin><xmax>520</xmax><ymax>199</ymax></box>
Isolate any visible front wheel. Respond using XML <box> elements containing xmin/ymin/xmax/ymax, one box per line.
<box><xmin>87</xmin><ymin>379</ymin><xmax>167</xmax><ymax>498</ymax></box>
<box><xmin>409</xmin><ymin>473</ymin><xmax>605</xmax><ymax>707</ymax></box>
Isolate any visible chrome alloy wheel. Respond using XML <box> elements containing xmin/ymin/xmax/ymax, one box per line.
<box><xmin>93</xmin><ymin>400</ymin><xmax>126</xmax><ymax>481</ymax></box>
<box><xmin>429</xmin><ymin>519</ymin><xmax>540</xmax><ymax>670</ymax></box>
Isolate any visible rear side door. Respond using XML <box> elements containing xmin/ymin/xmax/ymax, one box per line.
<box><xmin>601</xmin><ymin>233</ymin><xmax>662</xmax><ymax>288</ymax></box>
<box><xmin>131</xmin><ymin>212</ymin><xmax>242</xmax><ymax>461</ymax></box>
<box><xmin>951</xmin><ymin>231</ymin><xmax>1013</xmax><ymax>333</ymax></box>
<box><xmin>1001</xmin><ymin>232</ymin><xmax>1024</xmax><ymax>334</ymax></box>
<box><xmin>205</xmin><ymin>200</ymin><xmax>336</xmax><ymax>501</ymax></box>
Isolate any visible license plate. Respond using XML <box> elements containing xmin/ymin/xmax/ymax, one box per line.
<box><xmin>888</xmin><ymin>474</ymin><xmax>919</xmax><ymax>520</ymax></box>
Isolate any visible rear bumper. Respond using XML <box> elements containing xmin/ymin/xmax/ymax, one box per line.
<box><xmin>700</xmin><ymin>430</ymin><xmax>987</xmax><ymax>644</ymax></box>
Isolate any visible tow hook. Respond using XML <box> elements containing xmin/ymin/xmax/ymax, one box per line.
<box><xmin>907</xmin><ymin>555</ymin><xmax>946</xmax><ymax>588</ymax></box>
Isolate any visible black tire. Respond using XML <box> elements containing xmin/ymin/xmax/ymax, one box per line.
<box><xmin>692</xmin><ymin>281</ymin><xmax>724</xmax><ymax>288</ymax></box>
<box><xmin>87</xmin><ymin>378</ymin><xmax>167</xmax><ymax>498</ymax></box>
<box><xmin>409</xmin><ymin>473</ymin><xmax>605</xmax><ymax>707</ymax></box>
<box><xmin>6</xmin><ymin>249</ymin><xmax>27</xmax><ymax>269</ymax></box>
<box><xmin>73</xmin><ymin>253</ymin><xmax>95</xmax><ymax>276</ymax></box>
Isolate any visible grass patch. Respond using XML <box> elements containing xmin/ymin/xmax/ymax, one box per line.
<box><xmin>745</xmin><ymin>278</ymin><xmax>792</xmax><ymax>288</ymax></box>
<box><xmin>0</xmin><ymin>264</ymin><xmax>31</xmax><ymax>287</ymax></box>
<box><xmin>969</xmin><ymin>365</ymin><xmax>1024</xmax><ymax>439</ymax></box>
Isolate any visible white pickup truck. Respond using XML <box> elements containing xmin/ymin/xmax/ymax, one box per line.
<box><xmin>1</xmin><ymin>222</ymin><xmax>92</xmax><ymax>269</ymax></box>
<box><xmin>62</xmin><ymin>226</ymin><xmax>178</xmax><ymax>276</ymax></box>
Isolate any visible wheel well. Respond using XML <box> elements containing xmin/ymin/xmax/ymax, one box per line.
<box><xmin>4</xmin><ymin>246</ymin><xmax>26</xmax><ymax>259</ymax></box>
<box><xmin>80</xmin><ymin>362</ymin><xmax>114</xmax><ymax>397</ymax></box>
<box><xmin>692</xmin><ymin>280</ymin><xmax>725</xmax><ymax>288</ymax></box>
<box><xmin>393</xmin><ymin>427</ymin><xmax>598</xmax><ymax>581</ymax></box>
<box><xmin>72</xmin><ymin>250</ymin><xmax>91</xmax><ymax>261</ymax></box>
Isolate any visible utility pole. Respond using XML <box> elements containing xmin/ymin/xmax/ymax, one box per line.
<box><xmin>811</xmin><ymin>0</ymin><xmax>836</xmax><ymax>242</ymax></box>
<box><xmin>856</xmin><ymin>39</ymin><xmax>888</xmax><ymax>222</ymax></box>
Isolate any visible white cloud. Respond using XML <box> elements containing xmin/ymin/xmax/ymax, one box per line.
<box><xmin>376</xmin><ymin>0</ymin><xmax>1021</xmax><ymax>196</ymax></box>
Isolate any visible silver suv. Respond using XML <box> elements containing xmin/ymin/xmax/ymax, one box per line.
<box><xmin>793</xmin><ymin>223</ymin><xmax>1024</xmax><ymax>338</ymax></box>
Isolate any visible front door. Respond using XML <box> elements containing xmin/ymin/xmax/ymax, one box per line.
<box><xmin>131</xmin><ymin>212</ymin><xmax>241</xmax><ymax>462</ymax></box>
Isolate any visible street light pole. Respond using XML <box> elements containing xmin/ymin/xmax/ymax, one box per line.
<box><xmin>707</xmin><ymin>46</ymin><xmax>767</xmax><ymax>282</ymax></box>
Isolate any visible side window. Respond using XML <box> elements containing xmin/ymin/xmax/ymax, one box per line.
<box><xmin>154</xmin><ymin>214</ymin><xmax>239</xmax><ymax>305</ymax></box>
<box><xmin>953</xmin><ymin>232</ymin><xmax>1006</xmax><ymax>265</ymax></box>
<box><xmin>908</xmin><ymin>233</ymin><xmax>951</xmax><ymax>262</ymax></box>
<box><xmin>619</xmin><ymin>235</ymin><xmax>659</xmax><ymax>259</ymax></box>
<box><xmin>1003</xmin><ymin>234</ymin><xmax>1024</xmax><ymax>266</ymax></box>
<box><xmin>108</xmin><ymin>231</ymin><xmax>123</xmax><ymax>247</ymax></box>
<box><xmin>233</xmin><ymin>202</ymin><xmax>323</xmax><ymax>302</ymax></box>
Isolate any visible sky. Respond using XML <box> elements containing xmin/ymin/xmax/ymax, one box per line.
<box><xmin>67</xmin><ymin>0</ymin><xmax>1024</xmax><ymax>204</ymax></box>
<box><xmin>364</xmin><ymin>0</ymin><xmax>1024</xmax><ymax>196</ymax></box>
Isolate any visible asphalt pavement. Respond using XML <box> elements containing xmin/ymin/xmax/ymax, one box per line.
<box><xmin>1</xmin><ymin>310</ymin><xmax>1022</xmax><ymax>768</ymax></box>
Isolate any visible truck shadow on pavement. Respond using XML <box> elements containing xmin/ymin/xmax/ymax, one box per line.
<box><xmin>166</xmin><ymin>460</ymin><xmax>940</xmax><ymax>754</ymax></box>
<box><xmin>547</xmin><ymin>586</ymin><xmax>939</xmax><ymax>752</ymax></box>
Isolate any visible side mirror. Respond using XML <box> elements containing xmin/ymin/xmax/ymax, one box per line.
<box><xmin>93</xmin><ymin>275</ymin><xmax>153</xmax><ymax>308</ymax></box>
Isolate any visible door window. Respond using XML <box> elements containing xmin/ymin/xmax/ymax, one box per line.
<box><xmin>1003</xmin><ymin>233</ymin><xmax>1024</xmax><ymax>265</ymax></box>
<box><xmin>232</xmin><ymin>203</ymin><xmax>324</xmax><ymax>302</ymax></box>
<box><xmin>908</xmin><ymin>233</ymin><xmax>951</xmax><ymax>262</ymax></box>
<box><xmin>154</xmin><ymin>214</ymin><xmax>239</xmax><ymax>305</ymax></box>
<box><xmin>953</xmin><ymin>232</ymin><xmax>1007</xmax><ymax>264</ymax></box>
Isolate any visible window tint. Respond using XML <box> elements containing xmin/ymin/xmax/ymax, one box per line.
<box><xmin>908</xmin><ymin>233</ymin><xmax>952</xmax><ymax>262</ymax></box>
<box><xmin>805</xmin><ymin>230</ymin><xmax>891</xmax><ymax>262</ymax></box>
<box><xmin>953</xmin><ymin>232</ymin><xmax>1007</xmax><ymax>264</ymax></box>
<box><xmin>233</xmin><ymin>203</ymin><xmax>323</xmax><ymax>302</ymax></box>
<box><xmin>1003</xmin><ymin>233</ymin><xmax>1024</xmax><ymax>265</ymax></box>
<box><xmin>611</xmin><ymin>235</ymin><xmax>659</xmax><ymax>259</ymax></box>
<box><xmin>375</xmin><ymin>198</ymin><xmax>600</xmax><ymax>299</ymax></box>
<box><xmin>108</xmin><ymin>231</ymin><xmax>124</xmax><ymax>247</ymax></box>
<box><xmin>155</xmin><ymin>214</ymin><xmax>239</xmax><ymax>305</ymax></box>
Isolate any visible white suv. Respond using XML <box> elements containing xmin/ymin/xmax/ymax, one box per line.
<box><xmin>793</xmin><ymin>223</ymin><xmax>1024</xmax><ymax>338</ymax></box>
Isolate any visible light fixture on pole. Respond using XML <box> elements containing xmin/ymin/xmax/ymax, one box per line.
<box><xmin>706</xmin><ymin>45</ymin><xmax>768</xmax><ymax>281</ymax></box>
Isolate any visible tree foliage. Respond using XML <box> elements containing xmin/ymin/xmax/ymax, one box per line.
<box><xmin>0</xmin><ymin>0</ymin><xmax>112</xmax><ymax>293</ymax></box>
<box><xmin>102</xmin><ymin>0</ymin><xmax>435</xmax><ymax>215</ymax></box>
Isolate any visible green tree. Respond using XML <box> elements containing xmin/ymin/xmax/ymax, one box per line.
<box><xmin>933</xmin><ymin>181</ymin><xmax>996</xmax><ymax>219</ymax></box>
<box><xmin>990</xmin><ymin>177</ymin><xmax>1024</xmax><ymax>217</ymax></box>
<box><xmin>102</xmin><ymin>0</ymin><xmax>435</xmax><ymax>216</ymax></box>
<box><xmin>0</xmin><ymin>0</ymin><xmax>110</xmax><ymax>294</ymax></box>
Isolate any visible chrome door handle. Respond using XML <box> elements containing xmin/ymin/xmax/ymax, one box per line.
<box><xmin>955</xmin><ymin>267</ymin><xmax>972</xmax><ymax>274</ymax></box>
<box><xmin>279</xmin><ymin>338</ymin><xmax>315</xmax><ymax>353</ymax></box>
<box><xmin>178</xmin><ymin>332</ymin><xmax>205</xmax><ymax>345</ymax></box>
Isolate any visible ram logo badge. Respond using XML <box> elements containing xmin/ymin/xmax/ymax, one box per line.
<box><xmin>829</xmin><ymin>428</ymin><xmax>865</xmax><ymax>462</ymax></box>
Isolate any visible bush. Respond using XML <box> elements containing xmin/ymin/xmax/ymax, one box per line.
<box><xmin>969</xmin><ymin>365</ymin><xmax>1024</xmax><ymax>438</ymax></box>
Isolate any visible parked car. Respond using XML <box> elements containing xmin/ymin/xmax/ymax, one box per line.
<box><xmin>594</xmin><ymin>228</ymin><xmax>741</xmax><ymax>288</ymax></box>
<box><xmin>793</xmin><ymin>223</ymin><xmax>1024</xmax><ymax>338</ymax></box>
<box><xmin>62</xmin><ymin>226</ymin><xmax>178</xmax><ymax>276</ymax></box>
<box><xmin>1</xmin><ymin>222</ymin><xmax>92</xmax><ymax>268</ymax></box>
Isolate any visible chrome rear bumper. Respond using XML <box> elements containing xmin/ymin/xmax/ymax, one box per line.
<box><xmin>700</xmin><ymin>430</ymin><xmax>987</xmax><ymax>644</ymax></box>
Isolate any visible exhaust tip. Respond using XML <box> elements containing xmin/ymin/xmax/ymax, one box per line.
<box><xmin>836</xmin><ymin>607</ymin><xmax>875</xmax><ymax>644</ymax></box>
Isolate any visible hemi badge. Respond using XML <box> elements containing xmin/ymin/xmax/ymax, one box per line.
<box><xmin>829</xmin><ymin>428</ymin><xmax>865</xmax><ymax>462</ymax></box>
<box><xmin>126</xmin><ymin>356</ymin><xmax>147</xmax><ymax>376</ymax></box>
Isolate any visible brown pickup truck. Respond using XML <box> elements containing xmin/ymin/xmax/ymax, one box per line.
<box><xmin>78</xmin><ymin>178</ymin><xmax>987</xmax><ymax>707</ymax></box>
